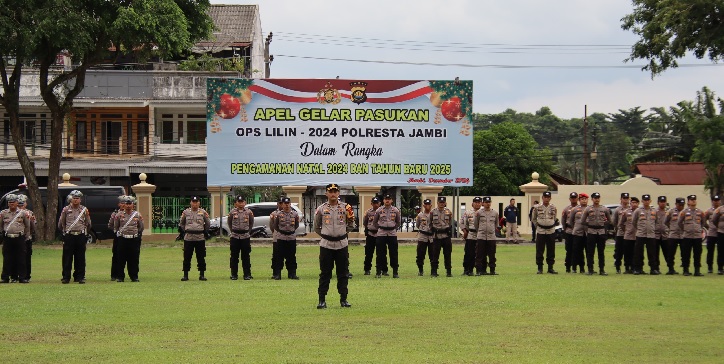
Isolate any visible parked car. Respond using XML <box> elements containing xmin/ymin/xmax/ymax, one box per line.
<box><xmin>209</xmin><ymin>202</ymin><xmax>306</xmax><ymax>237</ymax></box>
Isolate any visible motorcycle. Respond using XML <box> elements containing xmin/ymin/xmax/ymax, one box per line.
<box><xmin>250</xmin><ymin>226</ymin><xmax>269</xmax><ymax>238</ymax></box>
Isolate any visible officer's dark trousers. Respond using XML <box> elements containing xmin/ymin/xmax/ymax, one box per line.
<box><xmin>363</xmin><ymin>234</ymin><xmax>376</xmax><ymax>272</ymax></box>
<box><xmin>613</xmin><ymin>236</ymin><xmax>625</xmax><ymax>269</ymax></box>
<box><xmin>432</xmin><ymin>237</ymin><xmax>452</xmax><ymax>271</ymax></box>
<box><xmin>572</xmin><ymin>234</ymin><xmax>586</xmax><ymax>270</ymax></box>
<box><xmin>564</xmin><ymin>232</ymin><xmax>574</xmax><ymax>268</ymax></box>
<box><xmin>375</xmin><ymin>235</ymin><xmax>398</xmax><ymax>273</ymax></box>
<box><xmin>475</xmin><ymin>239</ymin><xmax>496</xmax><ymax>272</ymax></box>
<box><xmin>118</xmin><ymin>237</ymin><xmax>141</xmax><ymax>280</ymax></box>
<box><xmin>272</xmin><ymin>239</ymin><xmax>297</xmax><ymax>275</ymax></box>
<box><xmin>230</xmin><ymin>237</ymin><xmax>252</xmax><ymax>277</ymax></box>
<box><xmin>416</xmin><ymin>240</ymin><xmax>432</xmax><ymax>270</ymax></box>
<box><xmin>62</xmin><ymin>234</ymin><xmax>86</xmax><ymax>281</ymax></box>
<box><xmin>110</xmin><ymin>236</ymin><xmax>121</xmax><ymax>279</ymax></box>
<box><xmin>634</xmin><ymin>237</ymin><xmax>659</xmax><ymax>272</ymax></box>
<box><xmin>182</xmin><ymin>240</ymin><xmax>206</xmax><ymax>272</ymax></box>
<box><xmin>622</xmin><ymin>239</ymin><xmax>635</xmax><ymax>270</ymax></box>
<box><xmin>25</xmin><ymin>239</ymin><xmax>32</xmax><ymax>280</ymax></box>
<box><xmin>536</xmin><ymin>233</ymin><xmax>555</xmax><ymax>267</ymax></box>
<box><xmin>657</xmin><ymin>237</ymin><xmax>668</xmax><ymax>269</ymax></box>
<box><xmin>681</xmin><ymin>238</ymin><xmax>703</xmax><ymax>270</ymax></box>
<box><xmin>667</xmin><ymin>238</ymin><xmax>682</xmax><ymax>269</ymax></box>
<box><xmin>585</xmin><ymin>233</ymin><xmax>606</xmax><ymax>271</ymax></box>
<box><xmin>2</xmin><ymin>236</ymin><xmax>26</xmax><ymax>281</ymax></box>
<box><xmin>718</xmin><ymin>234</ymin><xmax>724</xmax><ymax>270</ymax></box>
<box><xmin>705</xmin><ymin>236</ymin><xmax>720</xmax><ymax>270</ymax></box>
<box><xmin>463</xmin><ymin>238</ymin><xmax>476</xmax><ymax>272</ymax></box>
<box><xmin>318</xmin><ymin>246</ymin><xmax>349</xmax><ymax>298</ymax></box>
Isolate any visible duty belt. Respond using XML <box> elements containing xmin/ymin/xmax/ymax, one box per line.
<box><xmin>68</xmin><ymin>231</ymin><xmax>85</xmax><ymax>236</ymax></box>
<box><xmin>232</xmin><ymin>229</ymin><xmax>249</xmax><ymax>234</ymax></box>
<box><xmin>121</xmin><ymin>234</ymin><xmax>138</xmax><ymax>239</ymax></box>
<box><xmin>419</xmin><ymin>230</ymin><xmax>433</xmax><ymax>236</ymax></box>
<box><xmin>378</xmin><ymin>226</ymin><xmax>396</xmax><ymax>230</ymax></box>
<box><xmin>367</xmin><ymin>229</ymin><xmax>378</xmax><ymax>233</ymax></box>
<box><xmin>467</xmin><ymin>229</ymin><xmax>477</xmax><ymax>232</ymax></box>
<box><xmin>278</xmin><ymin>230</ymin><xmax>295</xmax><ymax>236</ymax></box>
<box><xmin>538</xmin><ymin>224</ymin><xmax>556</xmax><ymax>229</ymax></box>
<box><xmin>185</xmin><ymin>229</ymin><xmax>204</xmax><ymax>234</ymax></box>
<box><xmin>5</xmin><ymin>233</ymin><xmax>23</xmax><ymax>238</ymax></box>
<box><xmin>321</xmin><ymin>233</ymin><xmax>348</xmax><ymax>241</ymax></box>
<box><xmin>587</xmin><ymin>225</ymin><xmax>605</xmax><ymax>229</ymax></box>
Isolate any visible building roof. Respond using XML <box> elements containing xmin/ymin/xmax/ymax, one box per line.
<box><xmin>634</xmin><ymin>162</ymin><xmax>707</xmax><ymax>185</ymax></box>
<box><xmin>193</xmin><ymin>4</ymin><xmax>259</xmax><ymax>53</ymax></box>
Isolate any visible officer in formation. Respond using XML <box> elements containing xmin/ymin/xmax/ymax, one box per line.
<box><xmin>473</xmin><ymin>196</ymin><xmax>498</xmax><ymax>275</ymax></box>
<box><xmin>112</xmin><ymin>195</ymin><xmax>143</xmax><ymax>282</ymax></box>
<box><xmin>315</xmin><ymin>183</ymin><xmax>355</xmax><ymax>309</ymax></box>
<box><xmin>532</xmin><ymin>191</ymin><xmax>558</xmax><ymax>274</ymax></box>
<box><xmin>654</xmin><ymin>196</ymin><xmax>669</xmax><ymax>273</ymax></box>
<box><xmin>430</xmin><ymin>196</ymin><xmax>453</xmax><ymax>277</ymax></box>
<box><xmin>270</xmin><ymin>197</ymin><xmax>300</xmax><ymax>280</ymax></box>
<box><xmin>108</xmin><ymin>195</ymin><xmax>124</xmax><ymax>281</ymax></box>
<box><xmin>0</xmin><ymin>194</ymin><xmax>32</xmax><ymax>283</ymax></box>
<box><xmin>664</xmin><ymin>197</ymin><xmax>685</xmax><ymax>274</ymax></box>
<box><xmin>179</xmin><ymin>196</ymin><xmax>210</xmax><ymax>281</ymax></box>
<box><xmin>567</xmin><ymin>193</ymin><xmax>589</xmax><ymax>273</ymax></box>
<box><xmin>580</xmin><ymin>192</ymin><xmax>611</xmax><ymax>275</ymax></box>
<box><xmin>712</xmin><ymin>196</ymin><xmax>724</xmax><ymax>274</ymax></box>
<box><xmin>228</xmin><ymin>195</ymin><xmax>255</xmax><ymax>280</ymax></box>
<box><xmin>704</xmin><ymin>195</ymin><xmax>721</xmax><ymax>274</ymax></box>
<box><xmin>15</xmin><ymin>195</ymin><xmax>35</xmax><ymax>282</ymax></box>
<box><xmin>678</xmin><ymin>195</ymin><xmax>705</xmax><ymax>276</ymax></box>
<box><xmin>57</xmin><ymin>190</ymin><xmax>92</xmax><ymax>284</ymax></box>
<box><xmin>459</xmin><ymin>196</ymin><xmax>481</xmax><ymax>276</ymax></box>
<box><xmin>631</xmin><ymin>194</ymin><xmax>658</xmax><ymax>275</ymax></box>
<box><xmin>268</xmin><ymin>197</ymin><xmax>283</xmax><ymax>278</ymax></box>
<box><xmin>611</xmin><ymin>193</ymin><xmax>631</xmax><ymax>273</ymax></box>
<box><xmin>617</xmin><ymin>196</ymin><xmax>639</xmax><ymax>274</ymax></box>
<box><xmin>561</xmin><ymin>192</ymin><xmax>578</xmax><ymax>273</ymax></box>
<box><xmin>372</xmin><ymin>194</ymin><xmax>401</xmax><ymax>278</ymax></box>
<box><xmin>415</xmin><ymin>199</ymin><xmax>434</xmax><ymax>276</ymax></box>
<box><xmin>362</xmin><ymin>196</ymin><xmax>381</xmax><ymax>275</ymax></box>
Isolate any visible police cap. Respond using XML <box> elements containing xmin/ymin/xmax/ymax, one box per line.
<box><xmin>591</xmin><ymin>192</ymin><xmax>601</xmax><ymax>198</ymax></box>
<box><xmin>621</xmin><ymin>192</ymin><xmax>629</xmax><ymax>199</ymax></box>
<box><xmin>712</xmin><ymin>195</ymin><xmax>720</xmax><ymax>201</ymax></box>
<box><xmin>630</xmin><ymin>197</ymin><xmax>640</xmax><ymax>203</ymax></box>
<box><xmin>542</xmin><ymin>191</ymin><xmax>551</xmax><ymax>197</ymax></box>
<box><xmin>675</xmin><ymin>197</ymin><xmax>685</xmax><ymax>204</ymax></box>
<box><xmin>235</xmin><ymin>195</ymin><xmax>246</xmax><ymax>202</ymax></box>
<box><xmin>70</xmin><ymin>190</ymin><xmax>83</xmax><ymax>198</ymax></box>
<box><xmin>281</xmin><ymin>197</ymin><xmax>291</xmax><ymax>203</ymax></box>
<box><xmin>190</xmin><ymin>196</ymin><xmax>200</xmax><ymax>202</ymax></box>
<box><xmin>17</xmin><ymin>195</ymin><xmax>27</xmax><ymax>205</ymax></box>
<box><xmin>383</xmin><ymin>194</ymin><xmax>393</xmax><ymax>199</ymax></box>
<box><xmin>414</xmin><ymin>205</ymin><xmax>421</xmax><ymax>210</ymax></box>
<box><xmin>472</xmin><ymin>197</ymin><xmax>482</xmax><ymax>203</ymax></box>
<box><xmin>687</xmin><ymin>195</ymin><xmax>697</xmax><ymax>201</ymax></box>
<box><xmin>483</xmin><ymin>196</ymin><xmax>492</xmax><ymax>203</ymax></box>
<box><xmin>642</xmin><ymin>194</ymin><xmax>651</xmax><ymax>201</ymax></box>
<box><xmin>5</xmin><ymin>193</ymin><xmax>18</xmax><ymax>202</ymax></box>
<box><xmin>423</xmin><ymin>199</ymin><xmax>432</xmax><ymax>205</ymax></box>
<box><xmin>438</xmin><ymin>196</ymin><xmax>446</xmax><ymax>203</ymax></box>
<box><xmin>657</xmin><ymin>196</ymin><xmax>667</xmax><ymax>202</ymax></box>
<box><xmin>569</xmin><ymin>192</ymin><xmax>578</xmax><ymax>198</ymax></box>
<box><xmin>325</xmin><ymin>183</ymin><xmax>340</xmax><ymax>191</ymax></box>
<box><xmin>371</xmin><ymin>197</ymin><xmax>381</xmax><ymax>203</ymax></box>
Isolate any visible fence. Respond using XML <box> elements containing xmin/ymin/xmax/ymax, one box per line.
<box><xmin>151</xmin><ymin>196</ymin><xmax>211</xmax><ymax>233</ymax></box>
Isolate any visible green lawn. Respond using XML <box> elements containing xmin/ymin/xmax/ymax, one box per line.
<box><xmin>0</xmin><ymin>241</ymin><xmax>722</xmax><ymax>363</ymax></box>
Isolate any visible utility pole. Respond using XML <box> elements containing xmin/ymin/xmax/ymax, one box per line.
<box><xmin>583</xmin><ymin>105</ymin><xmax>588</xmax><ymax>185</ymax></box>
<box><xmin>264</xmin><ymin>32</ymin><xmax>273</xmax><ymax>78</ymax></box>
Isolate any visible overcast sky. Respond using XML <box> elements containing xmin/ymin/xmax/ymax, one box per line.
<box><xmin>214</xmin><ymin>0</ymin><xmax>724</xmax><ymax>118</ymax></box>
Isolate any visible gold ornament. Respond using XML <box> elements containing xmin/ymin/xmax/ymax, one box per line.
<box><xmin>429</xmin><ymin>92</ymin><xmax>443</xmax><ymax>108</ymax></box>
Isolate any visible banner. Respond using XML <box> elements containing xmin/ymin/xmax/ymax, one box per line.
<box><xmin>206</xmin><ymin>79</ymin><xmax>473</xmax><ymax>186</ymax></box>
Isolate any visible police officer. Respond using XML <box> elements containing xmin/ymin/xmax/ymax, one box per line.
<box><xmin>580</xmin><ymin>192</ymin><xmax>612</xmax><ymax>275</ymax></box>
<box><xmin>611</xmin><ymin>193</ymin><xmax>630</xmax><ymax>274</ymax></box>
<box><xmin>1</xmin><ymin>194</ymin><xmax>31</xmax><ymax>283</ymax></box>
<box><xmin>430</xmin><ymin>196</ymin><xmax>453</xmax><ymax>277</ymax></box>
<box><xmin>415</xmin><ymin>199</ymin><xmax>434</xmax><ymax>276</ymax></box>
<box><xmin>712</xmin><ymin>199</ymin><xmax>724</xmax><ymax>274</ymax></box>
<box><xmin>228</xmin><ymin>195</ymin><xmax>255</xmax><ymax>280</ymax></box>
<box><xmin>15</xmin><ymin>194</ymin><xmax>35</xmax><ymax>282</ymax></box>
<box><xmin>362</xmin><ymin>196</ymin><xmax>381</xmax><ymax>275</ymax></box>
<box><xmin>567</xmin><ymin>193</ymin><xmax>589</xmax><ymax>273</ymax></box>
<box><xmin>113</xmin><ymin>195</ymin><xmax>143</xmax><ymax>282</ymax></box>
<box><xmin>532</xmin><ymin>191</ymin><xmax>558</xmax><ymax>274</ymax></box>
<box><xmin>58</xmin><ymin>190</ymin><xmax>92</xmax><ymax>284</ymax></box>
<box><xmin>315</xmin><ymin>183</ymin><xmax>355</xmax><ymax>309</ymax></box>
<box><xmin>372</xmin><ymin>194</ymin><xmax>401</xmax><ymax>278</ymax></box>
<box><xmin>503</xmin><ymin>199</ymin><xmax>519</xmax><ymax>244</ymax></box>
<box><xmin>678</xmin><ymin>195</ymin><xmax>705</xmax><ymax>276</ymax></box>
<box><xmin>271</xmin><ymin>197</ymin><xmax>300</xmax><ymax>280</ymax></box>
<box><xmin>474</xmin><ymin>196</ymin><xmax>498</xmax><ymax>275</ymax></box>
<box><xmin>179</xmin><ymin>196</ymin><xmax>211</xmax><ymax>281</ymax></box>
<box><xmin>109</xmin><ymin>195</ymin><xmax>125</xmax><ymax>281</ymax></box>
<box><xmin>631</xmin><ymin>195</ymin><xmax>658</xmax><ymax>274</ymax></box>
<box><xmin>618</xmin><ymin>196</ymin><xmax>639</xmax><ymax>274</ymax></box>
<box><xmin>561</xmin><ymin>192</ymin><xmax>578</xmax><ymax>273</ymax></box>
<box><xmin>269</xmin><ymin>197</ymin><xmax>284</xmax><ymax>279</ymax></box>
<box><xmin>704</xmin><ymin>195</ymin><xmax>721</xmax><ymax>273</ymax></box>
<box><xmin>460</xmin><ymin>196</ymin><xmax>482</xmax><ymax>276</ymax></box>
<box><xmin>664</xmin><ymin>197</ymin><xmax>685</xmax><ymax>275</ymax></box>
<box><xmin>654</xmin><ymin>196</ymin><xmax>669</xmax><ymax>273</ymax></box>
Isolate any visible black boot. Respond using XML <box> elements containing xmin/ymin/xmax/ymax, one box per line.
<box><xmin>431</xmin><ymin>269</ymin><xmax>438</xmax><ymax>277</ymax></box>
<box><xmin>586</xmin><ymin>268</ymin><xmax>594</xmax><ymax>275</ymax></box>
<box><xmin>537</xmin><ymin>265</ymin><xmax>543</xmax><ymax>274</ymax></box>
<box><xmin>599</xmin><ymin>269</ymin><xmax>608</xmax><ymax>276</ymax></box>
<box><xmin>446</xmin><ymin>269</ymin><xmax>452</xmax><ymax>277</ymax></box>
<box><xmin>199</xmin><ymin>272</ymin><xmax>207</xmax><ymax>281</ymax></box>
<box><xmin>181</xmin><ymin>271</ymin><xmax>189</xmax><ymax>281</ymax></box>
<box><xmin>708</xmin><ymin>265</ymin><xmax>713</xmax><ymax>274</ymax></box>
<box><xmin>317</xmin><ymin>295</ymin><xmax>327</xmax><ymax>309</ymax></box>
<box><xmin>418</xmin><ymin>267</ymin><xmax>424</xmax><ymax>276</ymax></box>
<box><xmin>272</xmin><ymin>270</ymin><xmax>281</xmax><ymax>280</ymax></box>
<box><xmin>547</xmin><ymin>265</ymin><xmax>558</xmax><ymax>274</ymax></box>
<box><xmin>288</xmin><ymin>270</ymin><xmax>300</xmax><ymax>280</ymax></box>
<box><xmin>489</xmin><ymin>269</ymin><xmax>498</xmax><ymax>276</ymax></box>
<box><xmin>683</xmin><ymin>268</ymin><xmax>691</xmax><ymax>276</ymax></box>
<box><xmin>393</xmin><ymin>269</ymin><xmax>399</xmax><ymax>278</ymax></box>
<box><xmin>340</xmin><ymin>295</ymin><xmax>351</xmax><ymax>308</ymax></box>
<box><xmin>230</xmin><ymin>272</ymin><xmax>238</xmax><ymax>280</ymax></box>
<box><xmin>694</xmin><ymin>268</ymin><xmax>704</xmax><ymax>276</ymax></box>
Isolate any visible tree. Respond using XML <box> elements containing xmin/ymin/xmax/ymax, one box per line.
<box><xmin>0</xmin><ymin>0</ymin><xmax>213</xmax><ymax>240</ymax></box>
<box><xmin>622</xmin><ymin>0</ymin><xmax>724</xmax><ymax>76</ymax></box>
<box><xmin>688</xmin><ymin>87</ymin><xmax>724</xmax><ymax>195</ymax></box>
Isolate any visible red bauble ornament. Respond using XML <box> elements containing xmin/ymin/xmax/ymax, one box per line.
<box><xmin>216</xmin><ymin>93</ymin><xmax>241</xmax><ymax>119</ymax></box>
<box><xmin>440</xmin><ymin>96</ymin><xmax>466</xmax><ymax>122</ymax></box>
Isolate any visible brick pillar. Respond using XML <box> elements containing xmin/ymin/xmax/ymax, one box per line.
<box><xmin>282</xmin><ymin>186</ymin><xmax>308</xmax><ymax>212</ymax></box>
<box><xmin>131</xmin><ymin>173</ymin><xmax>157</xmax><ymax>236</ymax></box>
<box><xmin>207</xmin><ymin>186</ymin><xmax>231</xmax><ymax>220</ymax></box>
<box><xmin>417</xmin><ymin>186</ymin><xmax>444</xmax><ymax>205</ymax></box>
<box><xmin>354</xmin><ymin>186</ymin><xmax>381</xmax><ymax>238</ymax></box>
<box><xmin>518</xmin><ymin>172</ymin><xmax>549</xmax><ymax>235</ymax></box>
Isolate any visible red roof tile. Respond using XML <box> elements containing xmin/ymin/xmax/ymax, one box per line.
<box><xmin>634</xmin><ymin>162</ymin><xmax>707</xmax><ymax>185</ymax></box>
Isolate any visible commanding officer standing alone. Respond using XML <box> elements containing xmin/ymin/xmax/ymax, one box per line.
<box><xmin>474</xmin><ymin>196</ymin><xmax>498</xmax><ymax>275</ymax></box>
<box><xmin>580</xmin><ymin>192</ymin><xmax>612</xmax><ymax>275</ymax></box>
<box><xmin>678</xmin><ymin>195</ymin><xmax>705</xmax><ymax>276</ymax></box>
<box><xmin>58</xmin><ymin>190</ymin><xmax>92</xmax><ymax>284</ymax></box>
<box><xmin>460</xmin><ymin>197</ymin><xmax>482</xmax><ymax>276</ymax></box>
<box><xmin>415</xmin><ymin>199</ymin><xmax>434</xmax><ymax>276</ymax></box>
<box><xmin>372</xmin><ymin>194</ymin><xmax>401</xmax><ymax>278</ymax></box>
<box><xmin>227</xmin><ymin>195</ymin><xmax>255</xmax><ymax>280</ymax></box>
<box><xmin>532</xmin><ymin>191</ymin><xmax>558</xmax><ymax>274</ymax></box>
<box><xmin>179</xmin><ymin>196</ymin><xmax>211</xmax><ymax>281</ymax></box>
<box><xmin>362</xmin><ymin>196</ymin><xmax>381</xmax><ymax>275</ymax></box>
<box><xmin>315</xmin><ymin>184</ymin><xmax>355</xmax><ymax>309</ymax></box>
<box><xmin>1</xmin><ymin>194</ymin><xmax>31</xmax><ymax>283</ymax></box>
<box><xmin>270</xmin><ymin>197</ymin><xmax>300</xmax><ymax>280</ymax></box>
<box><xmin>113</xmin><ymin>195</ymin><xmax>143</xmax><ymax>282</ymax></box>
<box><xmin>430</xmin><ymin>196</ymin><xmax>454</xmax><ymax>277</ymax></box>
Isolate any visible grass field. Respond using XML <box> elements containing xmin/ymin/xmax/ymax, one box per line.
<box><xmin>0</xmin><ymin>240</ymin><xmax>722</xmax><ymax>363</ymax></box>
